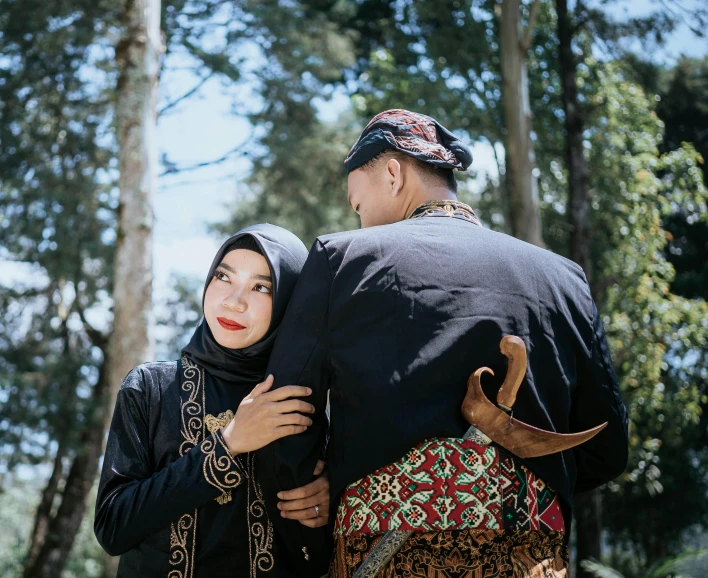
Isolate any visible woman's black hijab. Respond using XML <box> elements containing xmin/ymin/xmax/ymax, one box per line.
<box><xmin>182</xmin><ymin>224</ymin><xmax>308</xmax><ymax>383</ymax></box>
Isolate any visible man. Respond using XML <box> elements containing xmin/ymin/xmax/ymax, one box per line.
<box><xmin>257</xmin><ymin>109</ymin><xmax>629</xmax><ymax>577</ymax></box>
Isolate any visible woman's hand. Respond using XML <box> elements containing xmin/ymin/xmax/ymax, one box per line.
<box><xmin>221</xmin><ymin>375</ymin><xmax>314</xmax><ymax>455</ymax></box>
<box><xmin>276</xmin><ymin>460</ymin><xmax>330</xmax><ymax>528</ymax></box>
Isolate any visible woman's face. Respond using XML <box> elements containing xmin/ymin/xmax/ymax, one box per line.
<box><xmin>204</xmin><ymin>248</ymin><xmax>274</xmax><ymax>349</ymax></box>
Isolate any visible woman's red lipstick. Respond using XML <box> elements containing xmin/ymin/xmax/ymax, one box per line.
<box><xmin>217</xmin><ymin>317</ymin><xmax>246</xmax><ymax>331</ymax></box>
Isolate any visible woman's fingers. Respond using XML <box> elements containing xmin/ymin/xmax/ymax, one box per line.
<box><xmin>278</xmin><ymin>477</ymin><xmax>328</xmax><ymax>504</ymax></box>
<box><xmin>299</xmin><ymin>517</ymin><xmax>328</xmax><ymax>528</ymax></box>
<box><xmin>279</xmin><ymin>491</ymin><xmax>329</xmax><ymax>519</ymax></box>
<box><xmin>271</xmin><ymin>425</ymin><xmax>308</xmax><ymax>440</ymax></box>
<box><xmin>264</xmin><ymin>385</ymin><xmax>312</xmax><ymax>402</ymax></box>
<box><xmin>247</xmin><ymin>375</ymin><xmax>275</xmax><ymax>400</ymax></box>
<box><xmin>275</xmin><ymin>413</ymin><xmax>313</xmax><ymax>427</ymax></box>
<box><xmin>313</xmin><ymin>460</ymin><xmax>326</xmax><ymax>476</ymax></box>
<box><xmin>274</xmin><ymin>399</ymin><xmax>315</xmax><ymax>415</ymax></box>
<box><xmin>278</xmin><ymin>488</ymin><xmax>328</xmax><ymax>513</ymax></box>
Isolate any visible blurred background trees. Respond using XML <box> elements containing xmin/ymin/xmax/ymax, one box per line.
<box><xmin>0</xmin><ymin>0</ymin><xmax>706</xmax><ymax>577</ymax></box>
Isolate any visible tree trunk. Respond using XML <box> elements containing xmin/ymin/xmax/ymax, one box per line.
<box><xmin>103</xmin><ymin>0</ymin><xmax>161</xmax><ymax>575</ymax></box>
<box><xmin>23</xmin><ymin>444</ymin><xmax>66</xmax><ymax>573</ymax></box>
<box><xmin>556</xmin><ymin>3</ymin><xmax>601</xmax><ymax>574</ymax></box>
<box><xmin>557</xmin><ymin>0</ymin><xmax>592</xmax><ymax>282</ymax></box>
<box><xmin>500</xmin><ymin>0</ymin><xmax>544</xmax><ymax>247</ymax></box>
<box><xmin>23</xmin><ymin>358</ymin><xmax>112</xmax><ymax>578</ymax></box>
<box><xmin>23</xmin><ymin>1</ymin><xmax>161</xmax><ymax>575</ymax></box>
<box><xmin>574</xmin><ymin>489</ymin><xmax>603</xmax><ymax>578</ymax></box>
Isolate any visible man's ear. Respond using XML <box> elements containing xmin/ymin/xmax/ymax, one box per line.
<box><xmin>387</xmin><ymin>159</ymin><xmax>403</xmax><ymax>198</ymax></box>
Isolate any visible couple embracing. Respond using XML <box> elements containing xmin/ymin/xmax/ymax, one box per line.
<box><xmin>95</xmin><ymin>110</ymin><xmax>629</xmax><ymax>577</ymax></box>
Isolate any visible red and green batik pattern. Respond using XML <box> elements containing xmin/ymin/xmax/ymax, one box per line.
<box><xmin>334</xmin><ymin>438</ymin><xmax>564</xmax><ymax>535</ymax></box>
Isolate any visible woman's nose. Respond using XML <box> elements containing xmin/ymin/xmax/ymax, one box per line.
<box><xmin>223</xmin><ymin>288</ymin><xmax>247</xmax><ymax>311</ymax></box>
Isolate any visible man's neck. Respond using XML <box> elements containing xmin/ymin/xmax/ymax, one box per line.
<box><xmin>403</xmin><ymin>188</ymin><xmax>458</xmax><ymax>220</ymax></box>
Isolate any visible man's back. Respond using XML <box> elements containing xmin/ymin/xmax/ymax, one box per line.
<box><xmin>258</xmin><ymin>213</ymin><xmax>628</xmax><ymax>576</ymax></box>
<box><xmin>321</xmin><ymin>216</ymin><xmax>624</xmax><ymax>510</ymax></box>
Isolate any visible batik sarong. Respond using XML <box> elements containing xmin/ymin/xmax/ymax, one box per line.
<box><xmin>330</xmin><ymin>438</ymin><xmax>568</xmax><ymax>577</ymax></box>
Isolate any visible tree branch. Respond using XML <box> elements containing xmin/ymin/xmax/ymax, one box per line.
<box><xmin>158</xmin><ymin>71</ymin><xmax>214</xmax><ymax>117</ymax></box>
<box><xmin>75</xmin><ymin>303</ymin><xmax>108</xmax><ymax>351</ymax></box>
<box><xmin>657</xmin><ymin>0</ymin><xmax>706</xmax><ymax>37</ymax></box>
<box><xmin>522</xmin><ymin>0</ymin><xmax>542</xmax><ymax>51</ymax></box>
<box><xmin>159</xmin><ymin>135</ymin><xmax>254</xmax><ymax>177</ymax></box>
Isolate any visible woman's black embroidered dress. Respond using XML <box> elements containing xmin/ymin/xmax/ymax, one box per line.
<box><xmin>94</xmin><ymin>224</ymin><xmax>322</xmax><ymax>578</ymax></box>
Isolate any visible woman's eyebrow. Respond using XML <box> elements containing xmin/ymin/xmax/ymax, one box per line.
<box><xmin>216</xmin><ymin>262</ymin><xmax>236</xmax><ymax>273</ymax></box>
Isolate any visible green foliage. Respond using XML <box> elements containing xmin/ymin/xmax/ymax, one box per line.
<box><xmin>156</xmin><ymin>274</ymin><xmax>203</xmax><ymax>360</ymax></box>
<box><xmin>576</xmin><ymin>62</ymin><xmax>708</xmax><ymax>563</ymax></box>
<box><xmin>582</xmin><ymin>549</ymin><xmax>708</xmax><ymax>578</ymax></box>
<box><xmin>656</xmin><ymin>58</ymin><xmax>708</xmax><ymax>301</ymax></box>
<box><xmin>0</xmin><ymin>0</ymin><xmax>117</xmax><ymax>471</ymax></box>
<box><xmin>216</xmin><ymin>115</ymin><xmax>360</xmax><ymax>246</ymax></box>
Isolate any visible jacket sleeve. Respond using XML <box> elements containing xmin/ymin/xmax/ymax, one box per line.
<box><xmin>256</xmin><ymin>239</ymin><xmax>333</xmax><ymax>577</ymax></box>
<box><xmin>570</xmin><ymin>302</ymin><xmax>630</xmax><ymax>493</ymax></box>
<box><xmin>94</xmin><ymin>370</ymin><xmax>245</xmax><ymax>556</ymax></box>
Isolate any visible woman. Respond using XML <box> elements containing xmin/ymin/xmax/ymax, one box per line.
<box><xmin>94</xmin><ymin>224</ymin><xmax>329</xmax><ymax>577</ymax></box>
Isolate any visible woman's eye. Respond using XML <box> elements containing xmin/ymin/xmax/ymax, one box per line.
<box><xmin>214</xmin><ymin>270</ymin><xmax>229</xmax><ymax>282</ymax></box>
<box><xmin>254</xmin><ymin>284</ymin><xmax>272</xmax><ymax>294</ymax></box>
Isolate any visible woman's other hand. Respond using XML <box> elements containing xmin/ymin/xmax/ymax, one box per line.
<box><xmin>221</xmin><ymin>375</ymin><xmax>314</xmax><ymax>454</ymax></box>
<box><xmin>276</xmin><ymin>460</ymin><xmax>330</xmax><ymax>528</ymax></box>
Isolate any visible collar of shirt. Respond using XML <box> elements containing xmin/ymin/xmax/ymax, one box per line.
<box><xmin>407</xmin><ymin>200</ymin><xmax>482</xmax><ymax>226</ymax></box>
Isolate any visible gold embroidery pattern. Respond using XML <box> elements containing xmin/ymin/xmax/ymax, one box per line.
<box><xmin>205</xmin><ymin>410</ymin><xmax>234</xmax><ymax>434</ymax></box>
<box><xmin>200</xmin><ymin>429</ymin><xmax>243</xmax><ymax>505</ymax></box>
<box><xmin>168</xmin><ymin>511</ymin><xmax>197</xmax><ymax>578</ymax></box>
<box><xmin>179</xmin><ymin>356</ymin><xmax>206</xmax><ymax>456</ymax></box>
<box><xmin>245</xmin><ymin>453</ymin><xmax>275</xmax><ymax>577</ymax></box>
<box><xmin>168</xmin><ymin>359</ymin><xmax>268</xmax><ymax>576</ymax></box>
<box><xmin>169</xmin><ymin>356</ymin><xmax>205</xmax><ymax>578</ymax></box>
<box><xmin>407</xmin><ymin>200</ymin><xmax>482</xmax><ymax>226</ymax></box>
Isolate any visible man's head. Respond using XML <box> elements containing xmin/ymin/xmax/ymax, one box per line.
<box><xmin>345</xmin><ymin>109</ymin><xmax>472</xmax><ymax>228</ymax></box>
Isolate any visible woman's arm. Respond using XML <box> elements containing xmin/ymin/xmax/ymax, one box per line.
<box><xmin>94</xmin><ymin>367</ymin><xmax>317</xmax><ymax>556</ymax></box>
<box><xmin>94</xmin><ymin>372</ymin><xmax>244</xmax><ymax>556</ymax></box>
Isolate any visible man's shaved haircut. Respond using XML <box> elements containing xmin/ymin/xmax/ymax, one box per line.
<box><xmin>360</xmin><ymin>149</ymin><xmax>458</xmax><ymax>193</ymax></box>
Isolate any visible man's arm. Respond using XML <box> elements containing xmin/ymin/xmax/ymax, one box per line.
<box><xmin>256</xmin><ymin>239</ymin><xmax>333</xmax><ymax>576</ymax></box>
<box><xmin>571</xmin><ymin>301</ymin><xmax>630</xmax><ymax>493</ymax></box>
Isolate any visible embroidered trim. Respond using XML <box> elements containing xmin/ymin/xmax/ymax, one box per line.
<box><xmin>245</xmin><ymin>453</ymin><xmax>275</xmax><ymax>577</ymax></box>
<box><xmin>407</xmin><ymin>200</ymin><xmax>481</xmax><ymax>226</ymax></box>
<box><xmin>334</xmin><ymin>437</ymin><xmax>565</xmax><ymax>536</ymax></box>
<box><xmin>168</xmin><ymin>511</ymin><xmax>197</xmax><ymax>578</ymax></box>
<box><xmin>178</xmin><ymin>355</ymin><xmax>206</xmax><ymax>456</ymax></box>
<box><xmin>168</xmin><ymin>358</ymin><xmax>271</xmax><ymax>576</ymax></box>
<box><xmin>205</xmin><ymin>410</ymin><xmax>234</xmax><ymax>434</ymax></box>
<box><xmin>169</xmin><ymin>356</ymin><xmax>205</xmax><ymax>578</ymax></box>
<box><xmin>200</xmin><ymin>429</ymin><xmax>243</xmax><ymax>505</ymax></box>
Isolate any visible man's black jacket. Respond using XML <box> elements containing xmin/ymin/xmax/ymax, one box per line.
<box><xmin>257</xmin><ymin>214</ymin><xmax>629</xmax><ymax>576</ymax></box>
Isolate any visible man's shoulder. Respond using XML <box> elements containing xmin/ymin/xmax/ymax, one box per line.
<box><xmin>317</xmin><ymin>222</ymin><xmax>580</xmax><ymax>270</ymax></box>
<box><xmin>316</xmin><ymin>225</ymin><xmax>380</xmax><ymax>246</ymax></box>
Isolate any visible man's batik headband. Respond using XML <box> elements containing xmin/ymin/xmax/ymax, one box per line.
<box><xmin>344</xmin><ymin>109</ymin><xmax>472</xmax><ymax>174</ymax></box>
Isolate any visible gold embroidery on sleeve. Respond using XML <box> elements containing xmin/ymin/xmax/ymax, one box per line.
<box><xmin>168</xmin><ymin>510</ymin><xmax>197</xmax><ymax>578</ymax></box>
<box><xmin>200</xmin><ymin>429</ymin><xmax>243</xmax><ymax>505</ymax></box>
<box><xmin>245</xmin><ymin>453</ymin><xmax>275</xmax><ymax>576</ymax></box>
<box><xmin>205</xmin><ymin>410</ymin><xmax>234</xmax><ymax>434</ymax></box>
<box><xmin>178</xmin><ymin>355</ymin><xmax>206</xmax><ymax>456</ymax></box>
<box><xmin>169</xmin><ymin>356</ymin><xmax>206</xmax><ymax>578</ymax></box>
